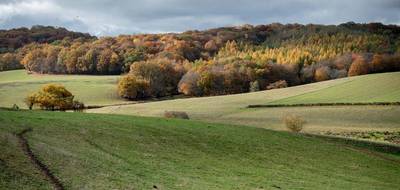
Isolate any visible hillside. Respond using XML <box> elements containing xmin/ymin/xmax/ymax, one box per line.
<box><xmin>14</xmin><ymin>22</ymin><xmax>400</xmax><ymax>101</ymax></box>
<box><xmin>268</xmin><ymin>72</ymin><xmax>400</xmax><ymax>105</ymax></box>
<box><xmin>0</xmin><ymin>70</ymin><xmax>126</xmax><ymax>108</ymax></box>
<box><xmin>0</xmin><ymin>25</ymin><xmax>94</xmax><ymax>53</ymax></box>
<box><xmin>1</xmin><ymin>110</ymin><xmax>400</xmax><ymax>189</ymax></box>
<box><xmin>90</xmin><ymin>72</ymin><xmax>400</xmax><ymax>132</ymax></box>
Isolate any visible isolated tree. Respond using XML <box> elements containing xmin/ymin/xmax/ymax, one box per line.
<box><xmin>26</xmin><ymin>84</ymin><xmax>76</xmax><ymax>110</ymax></box>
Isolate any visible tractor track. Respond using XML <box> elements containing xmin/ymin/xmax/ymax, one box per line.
<box><xmin>15</xmin><ymin>128</ymin><xmax>65</xmax><ymax>190</ymax></box>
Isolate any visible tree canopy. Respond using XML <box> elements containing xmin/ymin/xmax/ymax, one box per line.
<box><xmin>25</xmin><ymin>84</ymin><xmax>84</xmax><ymax>110</ymax></box>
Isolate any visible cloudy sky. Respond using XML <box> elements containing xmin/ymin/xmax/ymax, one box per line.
<box><xmin>0</xmin><ymin>0</ymin><xmax>399</xmax><ymax>36</ymax></box>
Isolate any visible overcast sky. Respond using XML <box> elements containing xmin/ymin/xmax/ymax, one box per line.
<box><xmin>0</xmin><ymin>0</ymin><xmax>399</xmax><ymax>36</ymax></box>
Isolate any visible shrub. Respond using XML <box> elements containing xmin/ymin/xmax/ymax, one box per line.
<box><xmin>266</xmin><ymin>80</ymin><xmax>288</xmax><ymax>90</ymax></box>
<box><xmin>25</xmin><ymin>84</ymin><xmax>77</xmax><ymax>110</ymax></box>
<box><xmin>164</xmin><ymin>111</ymin><xmax>190</xmax><ymax>119</ymax></box>
<box><xmin>283</xmin><ymin>115</ymin><xmax>306</xmax><ymax>133</ymax></box>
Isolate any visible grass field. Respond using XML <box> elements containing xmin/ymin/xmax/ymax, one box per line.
<box><xmin>90</xmin><ymin>72</ymin><xmax>400</xmax><ymax>133</ymax></box>
<box><xmin>0</xmin><ymin>70</ymin><xmax>127</xmax><ymax>108</ymax></box>
<box><xmin>268</xmin><ymin>72</ymin><xmax>400</xmax><ymax>105</ymax></box>
<box><xmin>1</xmin><ymin>110</ymin><xmax>400</xmax><ymax>189</ymax></box>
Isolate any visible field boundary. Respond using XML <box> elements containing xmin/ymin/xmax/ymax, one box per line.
<box><xmin>247</xmin><ymin>102</ymin><xmax>400</xmax><ymax>108</ymax></box>
<box><xmin>304</xmin><ymin>133</ymin><xmax>400</xmax><ymax>156</ymax></box>
<box><xmin>15</xmin><ymin>128</ymin><xmax>65</xmax><ymax>190</ymax></box>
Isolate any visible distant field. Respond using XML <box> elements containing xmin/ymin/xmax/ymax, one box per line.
<box><xmin>1</xmin><ymin>110</ymin><xmax>400</xmax><ymax>189</ymax></box>
<box><xmin>90</xmin><ymin>72</ymin><xmax>400</xmax><ymax>132</ymax></box>
<box><xmin>0</xmin><ymin>70</ymin><xmax>127</xmax><ymax>108</ymax></box>
<box><xmin>268</xmin><ymin>72</ymin><xmax>400</xmax><ymax>105</ymax></box>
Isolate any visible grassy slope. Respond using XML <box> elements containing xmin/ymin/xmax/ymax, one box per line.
<box><xmin>90</xmin><ymin>72</ymin><xmax>400</xmax><ymax>132</ymax></box>
<box><xmin>0</xmin><ymin>70</ymin><xmax>127</xmax><ymax>108</ymax></box>
<box><xmin>0</xmin><ymin>129</ymin><xmax>52</xmax><ymax>190</ymax></box>
<box><xmin>1</xmin><ymin>110</ymin><xmax>400</xmax><ymax>189</ymax></box>
<box><xmin>269</xmin><ymin>72</ymin><xmax>400</xmax><ymax>105</ymax></box>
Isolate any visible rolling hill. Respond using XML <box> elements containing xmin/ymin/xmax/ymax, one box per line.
<box><xmin>90</xmin><ymin>72</ymin><xmax>400</xmax><ymax>132</ymax></box>
<box><xmin>1</xmin><ymin>110</ymin><xmax>400</xmax><ymax>189</ymax></box>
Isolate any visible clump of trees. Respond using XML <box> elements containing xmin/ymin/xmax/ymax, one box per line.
<box><xmin>118</xmin><ymin>58</ymin><xmax>187</xmax><ymax>99</ymax></box>
<box><xmin>25</xmin><ymin>84</ymin><xmax>84</xmax><ymax>110</ymax></box>
<box><xmin>0</xmin><ymin>53</ymin><xmax>22</xmax><ymax>71</ymax></box>
<box><xmin>177</xmin><ymin>57</ymin><xmax>298</xmax><ymax>96</ymax></box>
<box><xmin>117</xmin><ymin>75</ymin><xmax>150</xmax><ymax>100</ymax></box>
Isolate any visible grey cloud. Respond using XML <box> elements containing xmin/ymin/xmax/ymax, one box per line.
<box><xmin>0</xmin><ymin>0</ymin><xmax>399</xmax><ymax>36</ymax></box>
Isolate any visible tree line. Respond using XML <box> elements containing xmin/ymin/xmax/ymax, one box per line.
<box><xmin>118</xmin><ymin>44</ymin><xmax>400</xmax><ymax>99</ymax></box>
<box><xmin>0</xmin><ymin>25</ymin><xmax>95</xmax><ymax>71</ymax></box>
<box><xmin>1</xmin><ymin>23</ymin><xmax>400</xmax><ymax>99</ymax></box>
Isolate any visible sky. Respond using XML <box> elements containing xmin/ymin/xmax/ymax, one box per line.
<box><xmin>0</xmin><ymin>0</ymin><xmax>399</xmax><ymax>36</ymax></box>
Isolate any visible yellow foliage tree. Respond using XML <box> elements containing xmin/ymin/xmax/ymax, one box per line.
<box><xmin>25</xmin><ymin>84</ymin><xmax>78</xmax><ymax>110</ymax></box>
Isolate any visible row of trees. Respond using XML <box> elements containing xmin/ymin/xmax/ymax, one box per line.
<box><xmin>18</xmin><ymin>22</ymin><xmax>400</xmax><ymax>75</ymax></box>
<box><xmin>1</xmin><ymin>23</ymin><xmax>399</xmax><ymax>99</ymax></box>
<box><xmin>118</xmin><ymin>58</ymin><xmax>187</xmax><ymax>99</ymax></box>
<box><xmin>118</xmin><ymin>48</ymin><xmax>400</xmax><ymax>99</ymax></box>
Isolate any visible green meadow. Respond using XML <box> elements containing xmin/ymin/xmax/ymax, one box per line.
<box><xmin>1</xmin><ymin>110</ymin><xmax>399</xmax><ymax>189</ymax></box>
<box><xmin>0</xmin><ymin>70</ymin><xmax>126</xmax><ymax>108</ymax></box>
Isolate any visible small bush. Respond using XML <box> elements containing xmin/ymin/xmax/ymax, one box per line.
<box><xmin>283</xmin><ymin>115</ymin><xmax>306</xmax><ymax>133</ymax></box>
<box><xmin>164</xmin><ymin>111</ymin><xmax>190</xmax><ymax>119</ymax></box>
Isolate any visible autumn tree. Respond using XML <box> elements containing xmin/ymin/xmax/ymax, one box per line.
<box><xmin>0</xmin><ymin>53</ymin><xmax>21</xmax><ymax>71</ymax></box>
<box><xmin>25</xmin><ymin>84</ymin><xmax>81</xmax><ymax>110</ymax></box>
<box><xmin>117</xmin><ymin>75</ymin><xmax>150</xmax><ymax>100</ymax></box>
<box><xmin>348</xmin><ymin>55</ymin><xmax>370</xmax><ymax>76</ymax></box>
<box><xmin>129</xmin><ymin>58</ymin><xmax>185</xmax><ymax>97</ymax></box>
<box><xmin>314</xmin><ymin>66</ymin><xmax>331</xmax><ymax>81</ymax></box>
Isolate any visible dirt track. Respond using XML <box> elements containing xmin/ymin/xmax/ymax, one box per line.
<box><xmin>16</xmin><ymin>128</ymin><xmax>65</xmax><ymax>190</ymax></box>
